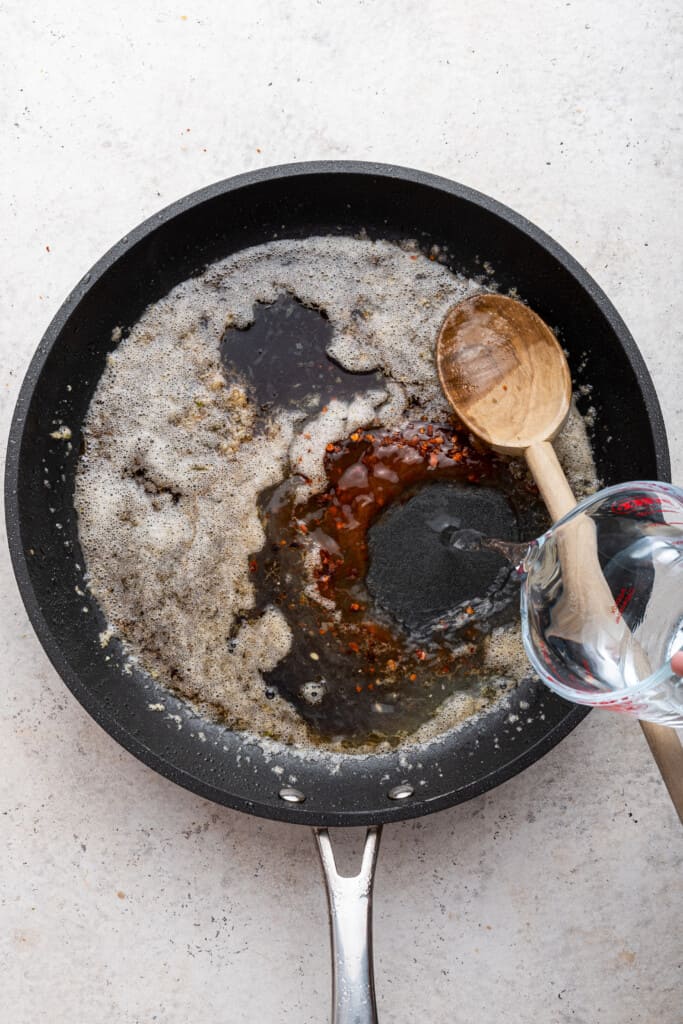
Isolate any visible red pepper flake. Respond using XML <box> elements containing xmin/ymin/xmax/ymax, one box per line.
<box><xmin>451</xmin><ymin>451</ymin><xmax>463</xmax><ymax>462</ymax></box>
<box><xmin>416</xmin><ymin>649</ymin><xmax>426</xmax><ymax>661</ymax></box>
<box><xmin>350</xmin><ymin>602</ymin><xmax>361</xmax><ymax>612</ymax></box>
<box><xmin>355</xmin><ymin>684</ymin><xmax>363</xmax><ymax>693</ymax></box>
<box><xmin>298</xmin><ymin>522</ymin><xmax>309</xmax><ymax>534</ymax></box>
<box><xmin>367</xmin><ymin>682</ymin><xmax>374</xmax><ymax>691</ymax></box>
<box><xmin>409</xmin><ymin>672</ymin><xmax>417</xmax><ymax>681</ymax></box>
<box><xmin>350</xmin><ymin>432</ymin><xmax>360</xmax><ymax>442</ymax></box>
<box><xmin>303</xmin><ymin>432</ymin><xmax>311</xmax><ymax>439</ymax></box>
<box><xmin>348</xmin><ymin>641</ymin><xmax>360</xmax><ymax>653</ymax></box>
<box><xmin>322</xmin><ymin>405</ymin><xmax>328</xmax><ymax>413</ymax></box>
<box><xmin>386</xmin><ymin>659</ymin><xmax>398</xmax><ymax>672</ymax></box>
<box><xmin>468</xmin><ymin>473</ymin><xmax>477</xmax><ymax>482</ymax></box>
<box><xmin>410</xmin><ymin>254</ymin><xmax>418</xmax><ymax>260</ymax></box>
<box><xmin>466</xmin><ymin>605</ymin><xmax>474</xmax><ymax>615</ymax></box>
<box><xmin>325</xmin><ymin>443</ymin><xmax>336</xmax><ymax>452</ymax></box>
<box><xmin>249</xmin><ymin>559</ymin><xmax>257</xmax><ymax>573</ymax></box>
<box><xmin>428</xmin><ymin>452</ymin><xmax>439</xmax><ymax>468</ymax></box>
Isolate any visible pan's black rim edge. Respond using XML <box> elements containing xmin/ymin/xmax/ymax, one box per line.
<box><xmin>4</xmin><ymin>160</ymin><xmax>670</xmax><ymax>828</ymax></box>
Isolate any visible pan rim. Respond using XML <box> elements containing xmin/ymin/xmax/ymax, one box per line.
<box><xmin>4</xmin><ymin>161</ymin><xmax>670</xmax><ymax>826</ymax></box>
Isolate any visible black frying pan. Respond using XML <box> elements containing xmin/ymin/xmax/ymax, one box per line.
<box><xmin>5</xmin><ymin>162</ymin><xmax>669</xmax><ymax>1021</ymax></box>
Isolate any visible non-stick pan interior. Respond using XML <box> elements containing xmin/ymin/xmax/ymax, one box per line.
<box><xmin>5</xmin><ymin>163</ymin><xmax>669</xmax><ymax>825</ymax></box>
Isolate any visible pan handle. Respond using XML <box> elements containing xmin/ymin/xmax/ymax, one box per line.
<box><xmin>314</xmin><ymin>826</ymin><xmax>382</xmax><ymax>1024</ymax></box>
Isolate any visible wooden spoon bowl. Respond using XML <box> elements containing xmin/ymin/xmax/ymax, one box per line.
<box><xmin>436</xmin><ymin>293</ymin><xmax>571</xmax><ymax>455</ymax></box>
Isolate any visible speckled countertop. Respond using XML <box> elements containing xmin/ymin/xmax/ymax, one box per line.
<box><xmin>1</xmin><ymin>2</ymin><xmax>681</xmax><ymax>1022</ymax></box>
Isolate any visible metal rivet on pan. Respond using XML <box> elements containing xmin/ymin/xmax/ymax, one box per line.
<box><xmin>279</xmin><ymin>786</ymin><xmax>306</xmax><ymax>803</ymax></box>
<box><xmin>388</xmin><ymin>783</ymin><xmax>414</xmax><ymax>800</ymax></box>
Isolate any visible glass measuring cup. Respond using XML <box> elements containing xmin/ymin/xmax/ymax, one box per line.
<box><xmin>519</xmin><ymin>481</ymin><xmax>683</xmax><ymax>725</ymax></box>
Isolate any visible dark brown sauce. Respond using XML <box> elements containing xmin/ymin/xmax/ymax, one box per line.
<box><xmin>220</xmin><ymin>293</ymin><xmax>384</xmax><ymax>413</ymax></box>
<box><xmin>221</xmin><ymin>294</ymin><xmax>548</xmax><ymax>747</ymax></box>
<box><xmin>248</xmin><ymin>421</ymin><xmax>547</xmax><ymax>746</ymax></box>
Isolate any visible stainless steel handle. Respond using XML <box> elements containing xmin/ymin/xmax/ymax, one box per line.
<box><xmin>314</xmin><ymin>826</ymin><xmax>382</xmax><ymax>1024</ymax></box>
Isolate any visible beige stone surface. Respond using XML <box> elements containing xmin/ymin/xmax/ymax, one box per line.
<box><xmin>1</xmin><ymin>2</ymin><xmax>681</xmax><ymax>1021</ymax></box>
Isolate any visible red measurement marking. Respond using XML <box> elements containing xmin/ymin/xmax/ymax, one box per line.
<box><xmin>611</xmin><ymin>496</ymin><xmax>661</xmax><ymax>514</ymax></box>
<box><xmin>538</xmin><ymin>640</ymin><xmax>554</xmax><ymax>668</ymax></box>
<box><xmin>599</xmin><ymin>697</ymin><xmax>638</xmax><ymax>713</ymax></box>
<box><xmin>612</xmin><ymin>584</ymin><xmax>635</xmax><ymax>623</ymax></box>
<box><xmin>610</xmin><ymin>496</ymin><xmax>683</xmax><ymax>524</ymax></box>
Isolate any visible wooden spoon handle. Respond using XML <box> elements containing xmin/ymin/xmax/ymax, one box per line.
<box><xmin>526</xmin><ymin>441</ymin><xmax>576</xmax><ymax>519</ymax></box>
<box><xmin>640</xmin><ymin>721</ymin><xmax>683</xmax><ymax>823</ymax></box>
<box><xmin>525</xmin><ymin>441</ymin><xmax>683</xmax><ymax>824</ymax></box>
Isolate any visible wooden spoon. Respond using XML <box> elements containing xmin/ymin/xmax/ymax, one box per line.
<box><xmin>437</xmin><ymin>293</ymin><xmax>683</xmax><ymax>823</ymax></box>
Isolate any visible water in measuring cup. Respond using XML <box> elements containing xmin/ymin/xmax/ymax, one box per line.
<box><xmin>521</xmin><ymin>482</ymin><xmax>683</xmax><ymax>724</ymax></box>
